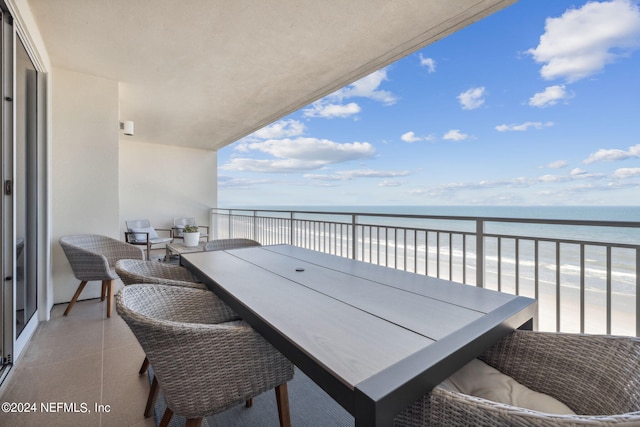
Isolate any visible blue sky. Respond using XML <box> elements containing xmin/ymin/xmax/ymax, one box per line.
<box><xmin>218</xmin><ymin>0</ymin><xmax>640</xmax><ymax>207</ymax></box>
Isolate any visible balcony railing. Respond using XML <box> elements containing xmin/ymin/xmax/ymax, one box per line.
<box><xmin>211</xmin><ymin>208</ymin><xmax>640</xmax><ymax>337</ymax></box>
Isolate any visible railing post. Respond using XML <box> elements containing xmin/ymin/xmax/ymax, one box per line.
<box><xmin>476</xmin><ymin>220</ymin><xmax>484</xmax><ymax>288</ymax></box>
<box><xmin>210</xmin><ymin>209</ymin><xmax>216</xmax><ymax>239</ymax></box>
<box><xmin>351</xmin><ymin>214</ymin><xmax>358</xmax><ymax>259</ymax></box>
<box><xmin>636</xmin><ymin>247</ymin><xmax>640</xmax><ymax>337</ymax></box>
<box><xmin>253</xmin><ymin>210</ymin><xmax>257</xmax><ymax>241</ymax></box>
<box><xmin>290</xmin><ymin>211</ymin><xmax>295</xmax><ymax>245</ymax></box>
<box><xmin>228</xmin><ymin>210</ymin><xmax>232</xmax><ymax>239</ymax></box>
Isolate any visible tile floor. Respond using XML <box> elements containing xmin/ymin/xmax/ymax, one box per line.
<box><xmin>0</xmin><ymin>296</ymin><xmax>156</xmax><ymax>427</ymax></box>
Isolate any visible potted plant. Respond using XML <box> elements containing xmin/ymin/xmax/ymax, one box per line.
<box><xmin>182</xmin><ymin>224</ymin><xmax>200</xmax><ymax>247</ymax></box>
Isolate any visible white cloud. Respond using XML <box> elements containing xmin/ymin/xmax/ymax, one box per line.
<box><xmin>539</xmin><ymin>169</ymin><xmax>604</xmax><ymax>182</ymax></box>
<box><xmin>346</xmin><ymin>169</ymin><xmax>411</xmax><ymax>178</ymax></box>
<box><xmin>244</xmin><ymin>138</ymin><xmax>374</xmax><ymax>161</ymax></box>
<box><xmin>222</xmin><ymin>138</ymin><xmax>376</xmax><ymax>173</ymax></box>
<box><xmin>221</xmin><ymin>158</ymin><xmax>330</xmax><ymax>173</ymax></box>
<box><xmin>305</xmin><ymin>169</ymin><xmax>411</xmax><ymax>181</ymax></box>
<box><xmin>458</xmin><ymin>87</ymin><xmax>486</xmax><ymax>110</ymax></box>
<box><xmin>218</xmin><ymin>176</ymin><xmax>272</xmax><ymax>188</ymax></box>
<box><xmin>252</xmin><ymin>119</ymin><xmax>305</xmax><ymax>139</ymax></box>
<box><xmin>495</xmin><ymin>121</ymin><xmax>554</xmax><ymax>131</ymax></box>
<box><xmin>408</xmin><ymin>168</ymin><xmax>612</xmax><ymax>199</ymax></box>
<box><xmin>379</xmin><ymin>180</ymin><xmax>404</xmax><ymax>187</ymax></box>
<box><xmin>419</xmin><ymin>54</ymin><xmax>436</xmax><ymax>73</ymax></box>
<box><xmin>332</xmin><ymin>68</ymin><xmax>397</xmax><ymax>105</ymax></box>
<box><xmin>401</xmin><ymin>131</ymin><xmax>422</xmax><ymax>143</ymax></box>
<box><xmin>612</xmin><ymin>167</ymin><xmax>640</xmax><ymax>178</ymax></box>
<box><xmin>529</xmin><ymin>85</ymin><xmax>571</xmax><ymax>107</ymax></box>
<box><xmin>528</xmin><ymin>0</ymin><xmax>640</xmax><ymax>82</ymax></box>
<box><xmin>443</xmin><ymin>129</ymin><xmax>469</xmax><ymax>141</ymax></box>
<box><xmin>546</xmin><ymin>160</ymin><xmax>568</xmax><ymax>169</ymax></box>
<box><xmin>583</xmin><ymin>143</ymin><xmax>640</xmax><ymax>164</ymax></box>
<box><xmin>303</xmin><ymin>102</ymin><xmax>361</xmax><ymax>118</ymax></box>
<box><xmin>302</xmin><ymin>68</ymin><xmax>397</xmax><ymax>119</ymax></box>
<box><xmin>570</xmin><ymin>168</ymin><xmax>588</xmax><ymax>176</ymax></box>
<box><xmin>538</xmin><ymin>174</ymin><xmax>568</xmax><ymax>183</ymax></box>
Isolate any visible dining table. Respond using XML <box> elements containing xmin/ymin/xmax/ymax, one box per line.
<box><xmin>181</xmin><ymin>244</ymin><xmax>537</xmax><ymax>426</ymax></box>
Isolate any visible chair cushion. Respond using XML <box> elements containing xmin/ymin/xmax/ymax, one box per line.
<box><xmin>439</xmin><ymin>358</ymin><xmax>575</xmax><ymax>415</ymax></box>
<box><xmin>149</xmin><ymin>237</ymin><xmax>173</xmax><ymax>244</ymax></box>
<box><xmin>130</xmin><ymin>226</ymin><xmax>159</xmax><ymax>242</ymax></box>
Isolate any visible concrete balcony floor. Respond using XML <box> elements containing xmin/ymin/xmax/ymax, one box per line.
<box><xmin>0</xmin><ymin>297</ymin><xmax>156</xmax><ymax>427</ymax></box>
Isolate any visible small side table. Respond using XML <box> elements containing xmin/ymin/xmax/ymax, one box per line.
<box><xmin>165</xmin><ymin>241</ymin><xmax>206</xmax><ymax>262</ymax></box>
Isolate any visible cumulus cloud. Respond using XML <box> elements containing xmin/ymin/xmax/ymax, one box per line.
<box><xmin>408</xmin><ymin>168</ymin><xmax>612</xmax><ymax>199</ymax></box>
<box><xmin>570</xmin><ymin>168</ymin><xmax>588</xmax><ymax>176</ymax></box>
<box><xmin>242</xmin><ymin>138</ymin><xmax>373</xmax><ymax>161</ymax></box>
<box><xmin>458</xmin><ymin>87</ymin><xmax>486</xmax><ymax>110</ymax></box>
<box><xmin>528</xmin><ymin>0</ymin><xmax>640</xmax><ymax>82</ymax></box>
<box><xmin>612</xmin><ymin>167</ymin><xmax>640</xmax><ymax>178</ymax></box>
<box><xmin>303</xmin><ymin>102</ymin><xmax>361</xmax><ymax>118</ymax></box>
<box><xmin>305</xmin><ymin>169</ymin><xmax>411</xmax><ymax>181</ymax></box>
<box><xmin>302</xmin><ymin>68</ymin><xmax>397</xmax><ymax>119</ymax></box>
<box><xmin>419</xmin><ymin>54</ymin><xmax>436</xmax><ymax>73</ymax></box>
<box><xmin>583</xmin><ymin>143</ymin><xmax>640</xmax><ymax>164</ymax></box>
<box><xmin>495</xmin><ymin>121</ymin><xmax>554</xmax><ymax>132</ymax></box>
<box><xmin>252</xmin><ymin>119</ymin><xmax>305</xmax><ymax>139</ymax></box>
<box><xmin>218</xmin><ymin>176</ymin><xmax>272</xmax><ymax>188</ymax></box>
<box><xmin>379</xmin><ymin>180</ymin><xmax>404</xmax><ymax>187</ymax></box>
<box><xmin>332</xmin><ymin>68</ymin><xmax>397</xmax><ymax>105</ymax></box>
<box><xmin>546</xmin><ymin>160</ymin><xmax>568</xmax><ymax>169</ymax></box>
<box><xmin>410</xmin><ymin>177</ymin><xmax>532</xmax><ymax>197</ymax></box>
<box><xmin>528</xmin><ymin>85</ymin><xmax>571</xmax><ymax>107</ymax></box>
<box><xmin>443</xmin><ymin>129</ymin><xmax>469</xmax><ymax>141</ymax></box>
<box><xmin>222</xmin><ymin>138</ymin><xmax>375</xmax><ymax>173</ymax></box>
<box><xmin>401</xmin><ymin>131</ymin><xmax>422</xmax><ymax>143</ymax></box>
<box><xmin>221</xmin><ymin>158</ymin><xmax>330</xmax><ymax>173</ymax></box>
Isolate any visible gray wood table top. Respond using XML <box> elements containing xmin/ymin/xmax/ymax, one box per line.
<box><xmin>182</xmin><ymin>244</ymin><xmax>536</xmax><ymax>426</ymax></box>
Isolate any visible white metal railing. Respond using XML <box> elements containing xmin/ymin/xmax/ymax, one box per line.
<box><xmin>211</xmin><ymin>208</ymin><xmax>640</xmax><ymax>337</ymax></box>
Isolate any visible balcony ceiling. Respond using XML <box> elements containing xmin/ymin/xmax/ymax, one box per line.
<box><xmin>27</xmin><ymin>0</ymin><xmax>516</xmax><ymax>151</ymax></box>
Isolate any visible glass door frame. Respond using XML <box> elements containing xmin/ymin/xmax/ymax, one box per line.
<box><xmin>0</xmin><ymin>8</ymin><xmax>15</xmax><ymax>380</ymax></box>
<box><xmin>0</xmin><ymin>2</ymin><xmax>48</xmax><ymax>383</ymax></box>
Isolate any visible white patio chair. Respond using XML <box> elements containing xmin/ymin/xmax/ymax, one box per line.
<box><xmin>172</xmin><ymin>217</ymin><xmax>209</xmax><ymax>241</ymax></box>
<box><xmin>124</xmin><ymin>219</ymin><xmax>173</xmax><ymax>260</ymax></box>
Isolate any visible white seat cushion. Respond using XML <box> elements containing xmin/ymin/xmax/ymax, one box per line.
<box><xmin>438</xmin><ymin>358</ymin><xmax>575</xmax><ymax>415</ymax></box>
<box><xmin>129</xmin><ymin>226</ymin><xmax>159</xmax><ymax>242</ymax></box>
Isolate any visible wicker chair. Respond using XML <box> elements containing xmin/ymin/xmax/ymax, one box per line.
<box><xmin>204</xmin><ymin>238</ymin><xmax>261</xmax><ymax>251</ymax></box>
<box><xmin>117</xmin><ymin>284</ymin><xmax>294</xmax><ymax>427</ymax></box>
<box><xmin>59</xmin><ymin>234</ymin><xmax>144</xmax><ymax>318</ymax></box>
<box><xmin>115</xmin><ymin>258</ymin><xmax>213</xmax><ymax>417</ymax></box>
<box><xmin>115</xmin><ymin>259</ymin><xmax>207</xmax><ymax>290</ymax></box>
<box><xmin>394</xmin><ymin>330</ymin><xmax>640</xmax><ymax>426</ymax></box>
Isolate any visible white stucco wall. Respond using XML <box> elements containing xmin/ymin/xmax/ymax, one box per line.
<box><xmin>7</xmin><ymin>0</ymin><xmax>219</xmax><ymax>310</ymax></box>
<box><xmin>119</xmin><ymin>141</ymin><xmax>217</xmax><ymax>236</ymax></box>
<box><xmin>51</xmin><ymin>67</ymin><xmax>121</xmax><ymax>303</ymax></box>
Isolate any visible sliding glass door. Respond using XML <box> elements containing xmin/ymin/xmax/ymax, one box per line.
<box><xmin>0</xmin><ymin>5</ymin><xmax>43</xmax><ymax>378</ymax></box>
<box><xmin>15</xmin><ymin>28</ymin><xmax>38</xmax><ymax>337</ymax></box>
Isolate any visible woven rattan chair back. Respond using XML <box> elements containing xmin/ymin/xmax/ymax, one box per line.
<box><xmin>59</xmin><ymin>234</ymin><xmax>143</xmax><ymax>317</ymax></box>
<box><xmin>394</xmin><ymin>330</ymin><xmax>640</xmax><ymax>426</ymax></box>
<box><xmin>204</xmin><ymin>238</ymin><xmax>261</xmax><ymax>252</ymax></box>
<box><xmin>115</xmin><ymin>259</ymin><xmax>207</xmax><ymax>290</ymax></box>
<box><xmin>117</xmin><ymin>284</ymin><xmax>293</xmax><ymax>427</ymax></box>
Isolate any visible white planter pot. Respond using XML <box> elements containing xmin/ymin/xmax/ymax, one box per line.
<box><xmin>183</xmin><ymin>232</ymin><xmax>200</xmax><ymax>247</ymax></box>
